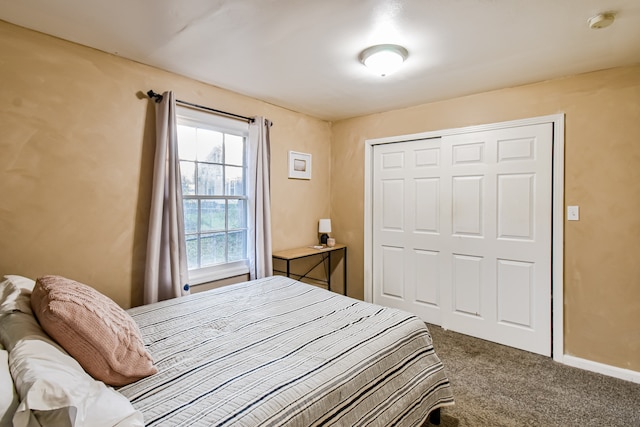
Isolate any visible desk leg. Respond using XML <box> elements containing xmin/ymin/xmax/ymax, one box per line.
<box><xmin>327</xmin><ymin>252</ymin><xmax>332</xmax><ymax>292</ymax></box>
<box><xmin>343</xmin><ymin>247</ymin><xmax>347</xmax><ymax>296</ymax></box>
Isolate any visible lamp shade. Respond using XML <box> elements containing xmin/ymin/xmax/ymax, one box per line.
<box><xmin>318</xmin><ymin>219</ymin><xmax>332</xmax><ymax>233</ymax></box>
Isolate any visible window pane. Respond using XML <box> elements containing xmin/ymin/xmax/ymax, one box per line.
<box><xmin>228</xmin><ymin>231</ymin><xmax>245</xmax><ymax>262</ymax></box>
<box><xmin>201</xmin><ymin>233</ymin><xmax>226</xmax><ymax>267</ymax></box>
<box><xmin>225</xmin><ymin>134</ymin><xmax>244</xmax><ymax>166</ymax></box>
<box><xmin>198</xmin><ymin>163</ymin><xmax>223</xmax><ymax>195</ymax></box>
<box><xmin>228</xmin><ymin>199</ymin><xmax>245</xmax><ymax>229</ymax></box>
<box><xmin>177</xmin><ymin>110</ymin><xmax>249</xmax><ymax>276</ymax></box>
<box><xmin>177</xmin><ymin>125</ymin><xmax>197</xmax><ymax>161</ymax></box>
<box><xmin>197</xmin><ymin>129</ymin><xmax>223</xmax><ymax>163</ymax></box>
<box><xmin>225</xmin><ymin>166</ymin><xmax>244</xmax><ymax>196</ymax></box>
<box><xmin>183</xmin><ymin>199</ymin><xmax>199</xmax><ymax>234</ymax></box>
<box><xmin>180</xmin><ymin>161</ymin><xmax>196</xmax><ymax>195</ymax></box>
<box><xmin>201</xmin><ymin>199</ymin><xmax>225</xmax><ymax>232</ymax></box>
<box><xmin>185</xmin><ymin>234</ymin><xmax>198</xmax><ymax>269</ymax></box>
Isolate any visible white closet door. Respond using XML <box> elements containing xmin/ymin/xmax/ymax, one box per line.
<box><xmin>372</xmin><ymin>138</ymin><xmax>444</xmax><ymax>325</ymax></box>
<box><xmin>373</xmin><ymin>123</ymin><xmax>553</xmax><ymax>356</ymax></box>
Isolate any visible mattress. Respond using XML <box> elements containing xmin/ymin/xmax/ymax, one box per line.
<box><xmin>119</xmin><ymin>276</ymin><xmax>454</xmax><ymax>426</ymax></box>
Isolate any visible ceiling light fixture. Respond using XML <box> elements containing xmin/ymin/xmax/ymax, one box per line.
<box><xmin>359</xmin><ymin>44</ymin><xmax>409</xmax><ymax>77</ymax></box>
<box><xmin>588</xmin><ymin>12</ymin><xmax>615</xmax><ymax>29</ymax></box>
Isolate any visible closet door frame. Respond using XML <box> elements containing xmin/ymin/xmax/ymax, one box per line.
<box><xmin>363</xmin><ymin>114</ymin><xmax>565</xmax><ymax>362</ymax></box>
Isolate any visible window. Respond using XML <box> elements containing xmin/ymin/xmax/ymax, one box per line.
<box><xmin>176</xmin><ymin>106</ymin><xmax>250</xmax><ymax>284</ymax></box>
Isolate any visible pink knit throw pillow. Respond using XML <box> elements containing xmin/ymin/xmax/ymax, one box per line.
<box><xmin>31</xmin><ymin>275</ymin><xmax>157</xmax><ymax>386</ymax></box>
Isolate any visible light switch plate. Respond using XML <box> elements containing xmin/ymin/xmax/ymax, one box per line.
<box><xmin>567</xmin><ymin>206</ymin><xmax>579</xmax><ymax>221</ymax></box>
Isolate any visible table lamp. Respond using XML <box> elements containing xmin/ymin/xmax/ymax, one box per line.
<box><xmin>318</xmin><ymin>219</ymin><xmax>331</xmax><ymax>245</ymax></box>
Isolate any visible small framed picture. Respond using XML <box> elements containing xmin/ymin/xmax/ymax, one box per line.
<box><xmin>288</xmin><ymin>151</ymin><xmax>312</xmax><ymax>180</ymax></box>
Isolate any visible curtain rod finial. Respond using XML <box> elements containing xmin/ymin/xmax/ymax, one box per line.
<box><xmin>147</xmin><ymin>90</ymin><xmax>163</xmax><ymax>103</ymax></box>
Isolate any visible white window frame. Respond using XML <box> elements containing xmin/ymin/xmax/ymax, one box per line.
<box><xmin>176</xmin><ymin>105</ymin><xmax>250</xmax><ymax>285</ymax></box>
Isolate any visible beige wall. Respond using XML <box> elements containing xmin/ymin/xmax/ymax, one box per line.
<box><xmin>0</xmin><ymin>21</ymin><xmax>331</xmax><ymax>308</ymax></box>
<box><xmin>331</xmin><ymin>64</ymin><xmax>640</xmax><ymax>372</ymax></box>
<box><xmin>2</xmin><ymin>19</ymin><xmax>639</xmax><ymax>374</ymax></box>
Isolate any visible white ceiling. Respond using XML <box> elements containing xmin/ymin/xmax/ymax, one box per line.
<box><xmin>1</xmin><ymin>0</ymin><xmax>639</xmax><ymax>121</ymax></box>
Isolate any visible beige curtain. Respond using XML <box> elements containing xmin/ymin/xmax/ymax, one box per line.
<box><xmin>144</xmin><ymin>91</ymin><xmax>189</xmax><ymax>304</ymax></box>
<box><xmin>247</xmin><ymin>117</ymin><xmax>273</xmax><ymax>279</ymax></box>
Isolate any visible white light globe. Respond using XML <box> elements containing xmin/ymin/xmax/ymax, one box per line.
<box><xmin>360</xmin><ymin>44</ymin><xmax>408</xmax><ymax>77</ymax></box>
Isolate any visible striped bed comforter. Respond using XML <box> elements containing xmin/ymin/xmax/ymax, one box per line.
<box><xmin>119</xmin><ymin>276</ymin><xmax>454</xmax><ymax>426</ymax></box>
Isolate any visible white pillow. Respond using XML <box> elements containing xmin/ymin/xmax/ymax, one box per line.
<box><xmin>0</xmin><ymin>276</ymin><xmax>35</xmax><ymax>315</ymax></box>
<box><xmin>0</xmin><ymin>342</ymin><xmax>19</xmax><ymax>427</ymax></box>
<box><xmin>0</xmin><ymin>275</ymin><xmax>32</xmax><ymax>426</ymax></box>
<box><xmin>0</xmin><ymin>310</ymin><xmax>144</xmax><ymax>427</ymax></box>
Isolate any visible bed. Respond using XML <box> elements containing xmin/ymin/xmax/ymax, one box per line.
<box><xmin>1</xmin><ymin>274</ymin><xmax>454</xmax><ymax>426</ymax></box>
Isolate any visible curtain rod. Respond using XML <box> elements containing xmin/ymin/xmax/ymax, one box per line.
<box><xmin>147</xmin><ymin>90</ymin><xmax>255</xmax><ymax>124</ymax></box>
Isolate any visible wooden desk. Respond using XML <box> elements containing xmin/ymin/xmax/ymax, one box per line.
<box><xmin>272</xmin><ymin>244</ymin><xmax>347</xmax><ymax>295</ymax></box>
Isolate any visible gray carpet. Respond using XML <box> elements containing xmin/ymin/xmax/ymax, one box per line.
<box><xmin>426</xmin><ymin>324</ymin><xmax>640</xmax><ymax>427</ymax></box>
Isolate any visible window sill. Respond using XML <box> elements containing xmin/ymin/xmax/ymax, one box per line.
<box><xmin>188</xmin><ymin>262</ymin><xmax>249</xmax><ymax>285</ymax></box>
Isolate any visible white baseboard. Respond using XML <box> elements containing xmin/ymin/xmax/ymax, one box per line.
<box><xmin>561</xmin><ymin>355</ymin><xmax>640</xmax><ymax>384</ymax></box>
